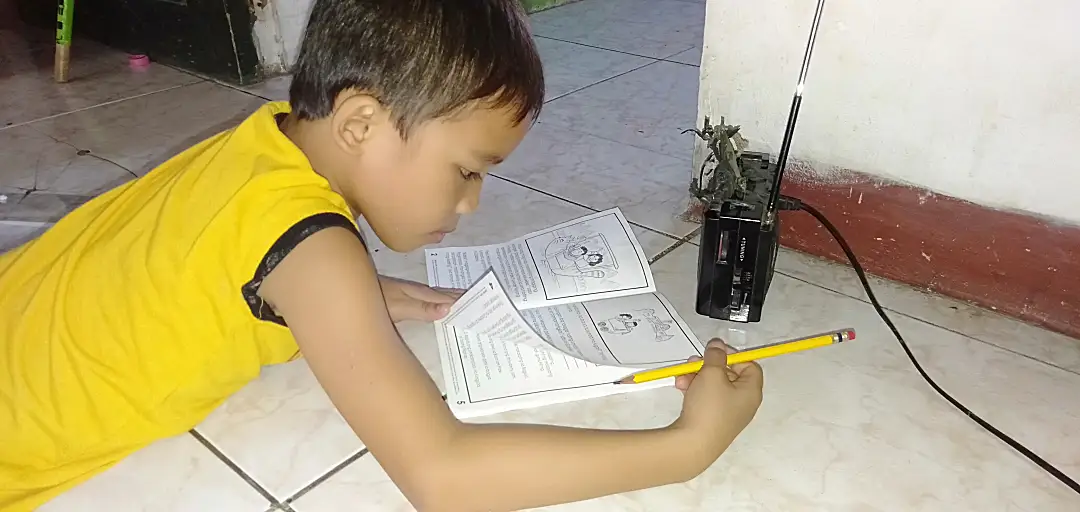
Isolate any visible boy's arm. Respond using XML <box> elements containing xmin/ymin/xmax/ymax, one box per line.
<box><xmin>259</xmin><ymin>228</ymin><xmax>749</xmax><ymax>511</ymax></box>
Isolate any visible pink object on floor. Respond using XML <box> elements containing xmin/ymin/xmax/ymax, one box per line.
<box><xmin>128</xmin><ymin>54</ymin><xmax>150</xmax><ymax>70</ymax></box>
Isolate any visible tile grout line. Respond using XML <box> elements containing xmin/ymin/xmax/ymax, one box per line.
<box><xmin>488</xmin><ymin>174</ymin><xmax>686</xmax><ymax>244</ymax></box>
<box><xmin>686</xmin><ymin>236</ymin><xmax>1080</xmax><ymax>377</ymax></box>
<box><xmin>0</xmin><ymin>81</ymin><xmax>205</xmax><ymax>132</ymax></box>
<box><xmin>781</xmin><ymin>272</ymin><xmax>1080</xmax><ymax>375</ymax></box>
<box><xmin>532</xmin><ymin>119</ymin><xmax>695</xmax><ymax>164</ymax></box>
<box><xmin>542</xmin><ymin>57</ymin><xmax>661</xmax><ymax>104</ymax></box>
<box><xmin>284</xmin><ymin>448</ymin><xmax>370</xmax><ymax>505</ymax></box>
<box><xmin>649</xmin><ymin>226</ymin><xmax>701</xmax><ymax>265</ymax></box>
<box><xmin>658</xmin><ymin>57</ymin><xmax>700</xmax><ymax>68</ymax></box>
<box><xmin>159</xmin><ymin>62</ymin><xmax>287</xmax><ymax>102</ymax></box>
<box><xmin>532</xmin><ymin>34</ymin><xmax>693</xmax><ymax>63</ymax></box>
<box><xmin>779</xmin><ymin>269</ymin><xmax>1080</xmax><ymax>377</ymax></box>
<box><xmin>203</xmin><ymin>75</ymin><xmax>284</xmax><ymax>103</ymax></box>
<box><xmin>188</xmin><ymin>429</ymin><xmax>283</xmax><ymax>507</ymax></box>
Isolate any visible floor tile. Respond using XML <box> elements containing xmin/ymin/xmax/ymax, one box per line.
<box><xmin>0</xmin><ymin>220</ymin><xmax>48</xmax><ymax>252</ymax></box>
<box><xmin>666</xmin><ymin>46</ymin><xmax>702</xmax><ymax>67</ymax></box>
<box><xmin>242</xmin><ymin>75</ymin><xmax>292</xmax><ymax>102</ymax></box>
<box><xmin>289</xmin><ymin>244</ymin><xmax>1080</xmax><ymax>511</ymax></box>
<box><xmin>496</xmin><ymin>121</ymin><xmax>698</xmax><ymax>238</ymax></box>
<box><xmin>530</xmin><ymin>0</ymin><xmax>704</xmax><ymax>59</ymax></box>
<box><xmin>770</xmin><ymin>244</ymin><xmax>1080</xmax><ymax>374</ymax></box>
<box><xmin>539</xmin><ymin>61</ymin><xmax>699</xmax><ymax>161</ymax></box>
<box><xmin>0</xmin><ymin>124</ymin><xmax>136</xmax><ymax>198</ymax></box>
<box><xmin>534</xmin><ymin>37</ymin><xmax>653</xmax><ymax>100</ymax></box>
<box><xmin>0</xmin><ymin>37</ymin><xmax>201</xmax><ymax>128</ymax></box>
<box><xmin>0</xmin><ymin>191</ymin><xmax>94</xmax><ymax>224</ymax></box>
<box><xmin>194</xmin><ymin>357</ymin><xmax>366</xmax><ymax>502</ymax></box>
<box><xmin>29</xmin><ymin>81</ymin><xmax>267</xmax><ymax>176</ymax></box>
<box><xmin>194</xmin><ymin>178</ymin><xmax>676</xmax><ymax>501</ymax></box>
<box><xmin>0</xmin><ymin>81</ymin><xmax>264</xmax><ymax>223</ymax></box>
<box><xmin>288</xmin><ymin>455</ymin><xmax>410</xmax><ymax>512</ymax></box>
<box><xmin>288</xmin><ymin>455</ymin><xmax>409</xmax><ymax>512</ymax></box>
<box><xmin>39</xmin><ymin>433</ymin><xmax>270</xmax><ymax>512</ymax></box>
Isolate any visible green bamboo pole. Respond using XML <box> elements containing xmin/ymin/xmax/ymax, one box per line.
<box><xmin>54</xmin><ymin>0</ymin><xmax>75</xmax><ymax>82</ymax></box>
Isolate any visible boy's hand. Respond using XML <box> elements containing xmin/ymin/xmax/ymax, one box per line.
<box><xmin>673</xmin><ymin>339</ymin><xmax>764</xmax><ymax>455</ymax></box>
<box><xmin>378</xmin><ymin>275</ymin><xmax>463</xmax><ymax>323</ymax></box>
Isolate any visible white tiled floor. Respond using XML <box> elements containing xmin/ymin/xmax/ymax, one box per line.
<box><xmin>2</xmin><ymin>0</ymin><xmax>1079</xmax><ymax>510</ymax></box>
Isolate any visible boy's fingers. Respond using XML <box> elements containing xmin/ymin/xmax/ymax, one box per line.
<box><xmin>434</xmin><ymin>287</ymin><xmax>466</xmax><ymax>299</ymax></box>
<box><xmin>706</xmin><ymin>338</ymin><xmax>737</xmax><ymax>354</ymax></box>
<box><xmin>402</xmin><ymin>281</ymin><xmax>459</xmax><ymax>304</ymax></box>
<box><xmin>674</xmin><ymin>374</ymin><xmax>693</xmax><ymax>392</ymax></box>
<box><xmin>701</xmin><ymin>340</ymin><xmax>731</xmax><ymax>367</ymax></box>
<box><xmin>731</xmin><ymin>360</ymin><xmax>764</xmax><ymax>389</ymax></box>
<box><xmin>424</xmin><ymin>300</ymin><xmax>452</xmax><ymax>320</ymax></box>
<box><xmin>391</xmin><ymin>296</ymin><xmax>451</xmax><ymax>322</ymax></box>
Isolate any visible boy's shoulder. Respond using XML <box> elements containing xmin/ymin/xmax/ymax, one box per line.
<box><xmin>216</xmin><ymin>101</ymin><xmax>310</xmax><ymax>176</ymax></box>
<box><xmin>211</xmin><ymin>102</ymin><xmax>352</xmax><ymax>216</ymax></box>
<box><xmin>138</xmin><ymin>101</ymin><xmax>353</xmax><ymax>254</ymax></box>
<box><xmin>160</xmin><ymin>101</ymin><xmax>332</xmax><ymax>200</ymax></box>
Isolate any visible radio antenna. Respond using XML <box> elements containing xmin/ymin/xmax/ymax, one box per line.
<box><xmin>765</xmin><ymin>0</ymin><xmax>828</xmax><ymax>218</ymax></box>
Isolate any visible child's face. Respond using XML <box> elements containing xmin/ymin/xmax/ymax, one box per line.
<box><xmin>329</xmin><ymin>97</ymin><xmax>530</xmax><ymax>252</ymax></box>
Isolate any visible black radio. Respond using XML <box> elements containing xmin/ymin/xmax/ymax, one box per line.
<box><xmin>695</xmin><ymin>151</ymin><xmax>779</xmax><ymax>323</ymax></box>
<box><xmin>689</xmin><ymin>0</ymin><xmax>826</xmax><ymax>323</ymax></box>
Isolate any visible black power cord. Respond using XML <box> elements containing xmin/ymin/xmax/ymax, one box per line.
<box><xmin>777</xmin><ymin>195</ymin><xmax>1080</xmax><ymax>496</ymax></box>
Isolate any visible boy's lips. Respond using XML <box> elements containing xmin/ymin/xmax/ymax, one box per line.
<box><xmin>430</xmin><ymin>228</ymin><xmax>456</xmax><ymax>242</ymax></box>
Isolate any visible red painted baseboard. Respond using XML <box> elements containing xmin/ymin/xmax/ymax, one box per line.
<box><xmin>776</xmin><ymin>163</ymin><xmax>1080</xmax><ymax>340</ymax></box>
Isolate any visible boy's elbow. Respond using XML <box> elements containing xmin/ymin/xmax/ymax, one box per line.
<box><xmin>390</xmin><ymin>424</ymin><xmax>509</xmax><ymax>511</ymax></box>
<box><xmin>401</xmin><ymin>468</ymin><xmax>478</xmax><ymax>512</ymax></box>
<box><xmin>392</xmin><ymin>447</ymin><xmax>483</xmax><ymax>512</ymax></box>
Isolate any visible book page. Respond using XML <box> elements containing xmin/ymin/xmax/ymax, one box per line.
<box><xmin>440</xmin><ymin>270</ymin><xmax>551</xmax><ymax>351</ymax></box>
<box><xmin>426</xmin><ymin>208</ymin><xmax>654</xmax><ymax>309</ymax></box>
<box><xmin>443</xmin><ymin>270</ymin><xmax>703</xmax><ymax>369</ymax></box>
<box><xmin>436</xmin><ymin>323</ymin><xmax>670</xmax><ymax>419</ymax></box>
<box><xmin>522</xmin><ymin>292</ymin><xmax>704</xmax><ymax>369</ymax></box>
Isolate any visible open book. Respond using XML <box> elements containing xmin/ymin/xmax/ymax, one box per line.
<box><xmin>426</xmin><ymin>208</ymin><xmax>706</xmax><ymax>419</ymax></box>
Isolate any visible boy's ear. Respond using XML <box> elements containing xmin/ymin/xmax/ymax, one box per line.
<box><xmin>329</xmin><ymin>90</ymin><xmax>391</xmax><ymax>155</ymax></box>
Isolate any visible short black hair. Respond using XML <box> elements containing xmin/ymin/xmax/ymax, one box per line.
<box><xmin>290</xmin><ymin>0</ymin><xmax>545</xmax><ymax>135</ymax></box>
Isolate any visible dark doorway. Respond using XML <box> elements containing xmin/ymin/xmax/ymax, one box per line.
<box><xmin>15</xmin><ymin>0</ymin><xmax>260</xmax><ymax>84</ymax></box>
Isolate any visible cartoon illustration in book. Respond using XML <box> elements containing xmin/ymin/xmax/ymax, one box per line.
<box><xmin>539</xmin><ymin>232</ymin><xmax>620</xmax><ymax>291</ymax></box>
<box><xmin>596</xmin><ymin>309</ymin><xmax>675</xmax><ymax>342</ymax></box>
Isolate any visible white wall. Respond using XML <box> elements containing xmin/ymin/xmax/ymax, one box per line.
<box><xmin>697</xmin><ymin>0</ymin><xmax>1080</xmax><ymax>224</ymax></box>
<box><xmin>252</xmin><ymin>0</ymin><xmax>314</xmax><ymax>74</ymax></box>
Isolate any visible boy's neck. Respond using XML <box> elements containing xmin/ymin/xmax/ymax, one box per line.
<box><xmin>280</xmin><ymin>113</ymin><xmax>333</xmax><ymax>180</ymax></box>
<box><xmin>278</xmin><ymin>113</ymin><xmax>356</xmax><ymax>216</ymax></box>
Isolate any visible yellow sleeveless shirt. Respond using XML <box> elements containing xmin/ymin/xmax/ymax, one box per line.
<box><xmin>0</xmin><ymin>102</ymin><xmax>359</xmax><ymax>510</ymax></box>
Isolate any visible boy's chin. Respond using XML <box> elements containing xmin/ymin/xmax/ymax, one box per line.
<box><xmin>378</xmin><ymin>232</ymin><xmax>442</xmax><ymax>253</ymax></box>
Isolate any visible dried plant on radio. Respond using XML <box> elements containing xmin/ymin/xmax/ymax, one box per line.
<box><xmin>679</xmin><ymin>116</ymin><xmax>748</xmax><ymax>223</ymax></box>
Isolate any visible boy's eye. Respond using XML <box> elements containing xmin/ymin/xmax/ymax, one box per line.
<box><xmin>459</xmin><ymin>167</ymin><xmax>483</xmax><ymax>181</ymax></box>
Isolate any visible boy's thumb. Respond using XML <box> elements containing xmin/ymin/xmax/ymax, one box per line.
<box><xmin>422</xmin><ymin>301</ymin><xmax>451</xmax><ymax>320</ymax></box>
<box><xmin>702</xmin><ymin>339</ymin><xmax>733</xmax><ymax>368</ymax></box>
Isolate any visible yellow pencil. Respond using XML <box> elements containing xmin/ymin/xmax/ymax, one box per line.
<box><xmin>615</xmin><ymin>328</ymin><xmax>856</xmax><ymax>385</ymax></box>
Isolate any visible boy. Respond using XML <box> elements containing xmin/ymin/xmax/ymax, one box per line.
<box><xmin>0</xmin><ymin>0</ymin><xmax>764</xmax><ymax>510</ymax></box>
